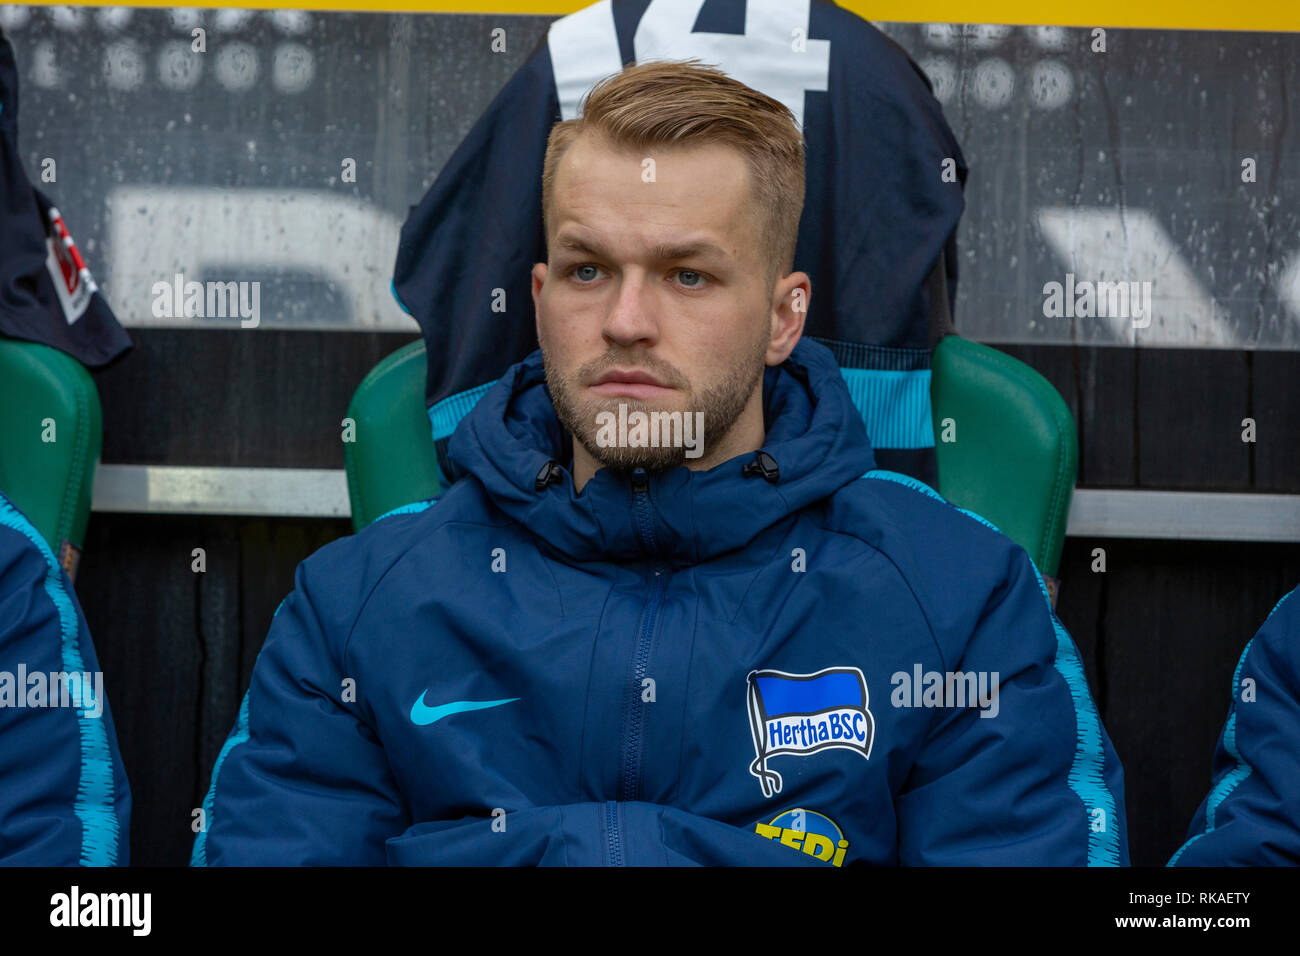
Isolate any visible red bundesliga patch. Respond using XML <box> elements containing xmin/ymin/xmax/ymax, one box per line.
<box><xmin>43</xmin><ymin>205</ymin><xmax>97</xmax><ymax>323</ymax></box>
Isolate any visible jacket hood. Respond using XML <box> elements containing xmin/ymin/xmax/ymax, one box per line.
<box><xmin>447</xmin><ymin>337</ymin><xmax>876</xmax><ymax>566</ymax></box>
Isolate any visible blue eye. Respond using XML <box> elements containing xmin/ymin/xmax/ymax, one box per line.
<box><xmin>676</xmin><ymin>270</ymin><xmax>704</xmax><ymax>287</ymax></box>
<box><xmin>572</xmin><ymin>264</ymin><xmax>600</xmax><ymax>282</ymax></box>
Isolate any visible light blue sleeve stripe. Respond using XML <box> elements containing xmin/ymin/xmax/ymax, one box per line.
<box><xmin>389</xmin><ymin>278</ymin><xmax>414</xmax><ymax>316</ymax></box>
<box><xmin>840</xmin><ymin>368</ymin><xmax>934</xmax><ymax>449</ymax></box>
<box><xmin>1203</xmin><ymin>714</ymin><xmax>1251</xmax><ymax>835</ymax></box>
<box><xmin>859</xmin><ymin>469</ymin><xmax>956</xmax><ymax>513</ymax></box>
<box><xmin>428</xmin><ymin>380</ymin><xmax>498</xmax><ymax>443</ymax></box>
<box><xmin>191</xmin><ymin>595</ymin><xmax>292</xmax><ymax>866</ymax></box>
<box><xmin>859</xmin><ymin>468</ymin><xmax>1123</xmax><ymax>866</ymax></box>
<box><xmin>1167</xmin><ymin>647</ymin><xmax>1256</xmax><ymax>865</ymax></box>
<box><xmin>1027</xmin><ymin>563</ymin><xmax>1123</xmax><ymax>866</ymax></box>
<box><xmin>190</xmin><ymin>689</ymin><xmax>252</xmax><ymax>867</ymax></box>
<box><xmin>1166</xmin><ymin>587</ymin><xmax>1297</xmax><ymax>865</ymax></box>
<box><xmin>1259</xmin><ymin>586</ymin><xmax>1297</xmax><ymax>626</ymax></box>
<box><xmin>0</xmin><ymin>495</ymin><xmax>120</xmax><ymax>866</ymax></box>
<box><xmin>373</xmin><ymin>497</ymin><xmax>439</xmax><ymax>523</ymax></box>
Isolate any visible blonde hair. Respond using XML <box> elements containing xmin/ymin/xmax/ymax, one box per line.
<box><xmin>542</xmin><ymin>58</ymin><xmax>806</xmax><ymax>287</ymax></box>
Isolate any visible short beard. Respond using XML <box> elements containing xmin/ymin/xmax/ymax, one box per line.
<box><xmin>544</xmin><ymin>332</ymin><xmax>769</xmax><ymax>475</ymax></box>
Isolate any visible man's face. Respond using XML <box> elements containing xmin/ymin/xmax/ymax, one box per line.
<box><xmin>533</xmin><ymin>132</ymin><xmax>790</xmax><ymax>474</ymax></box>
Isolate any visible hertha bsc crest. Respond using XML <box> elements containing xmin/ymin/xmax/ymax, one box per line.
<box><xmin>746</xmin><ymin>667</ymin><xmax>874</xmax><ymax>798</ymax></box>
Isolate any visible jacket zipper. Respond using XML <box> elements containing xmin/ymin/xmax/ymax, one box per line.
<box><xmin>620</xmin><ymin>468</ymin><xmax>668</xmax><ymax>809</ymax></box>
<box><xmin>605</xmin><ymin>800</ymin><xmax>623</xmax><ymax>867</ymax></box>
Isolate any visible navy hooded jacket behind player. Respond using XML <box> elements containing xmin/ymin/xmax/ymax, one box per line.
<box><xmin>392</xmin><ymin>0</ymin><xmax>966</xmax><ymax>491</ymax></box>
<box><xmin>0</xmin><ymin>30</ymin><xmax>131</xmax><ymax>368</ymax></box>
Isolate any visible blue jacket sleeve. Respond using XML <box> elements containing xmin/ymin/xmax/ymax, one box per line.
<box><xmin>896</xmin><ymin>546</ymin><xmax>1129</xmax><ymax>865</ymax></box>
<box><xmin>193</xmin><ymin>544</ymin><xmax>410</xmax><ymax>865</ymax></box>
<box><xmin>1169</xmin><ymin>586</ymin><xmax>1300</xmax><ymax>865</ymax></box>
<box><xmin>0</xmin><ymin>497</ymin><xmax>131</xmax><ymax>865</ymax></box>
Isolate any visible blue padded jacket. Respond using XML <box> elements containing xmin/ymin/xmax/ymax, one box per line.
<box><xmin>0</xmin><ymin>491</ymin><xmax>130</xmax><ymax>865</ymax></box>
<box><xmin>195</xmin><ymin>337</ymin><xmax>1127</xmax><ymax>866</ymax></box>
<box><xmin>1170</xmin><ymin>586</ymin><xmax>1300</xmax><ymax>865</ymax></box>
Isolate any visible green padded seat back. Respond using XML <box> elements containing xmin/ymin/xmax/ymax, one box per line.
<box><xmin>344</xmin><ymin>340</ymin><xmax>442</xmax><ymax>530</ymax></box>
<box><xmin>930</xmin><ymin>334</ymin><xmax>1077</xmax><ymax>581</ymax></box>
<box><xmin>0</xmin><ymin>338</ymin><xmax>103</xmax><ymax>578</ymax></box>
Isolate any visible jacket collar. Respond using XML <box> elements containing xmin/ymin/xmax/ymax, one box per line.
<box><xmin>447</xmin><ymin>337</ymin><xmax>876</xmax><ymax>566</ymax></box>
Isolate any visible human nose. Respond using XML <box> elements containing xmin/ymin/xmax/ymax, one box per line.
<box><xmin>600</xmin><ymin>269</ymin><xmax>660</xmax><ymax>349</ymax></box>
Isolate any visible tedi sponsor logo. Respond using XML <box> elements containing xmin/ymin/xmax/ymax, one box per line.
<box><xmin>50</xmin><ymin>886</ymin><xmax>151</xmax><ymax>936</ymax></box>
<box><xmin>1042</xmin><ymin>273</ymin><xmax>1152</xmax><ymax>328</ymax></box>
<box><xmin>594</xmin><ymin>402</ymin><xmax>704</xmax><ymax>458</ymax></box>
<box><xmin>754</xmin><ymin>808</ymin><xmax>850</xmax><ymax>866</ymax></box>
<box><xmin>890</xmin><ymin>664</ymin><xmax>999</xmax><ymax>718</ymax></box>
<box><xmin>150</xmin><ymin>272</ymin><xmax>260</xmax><ymax>328</ymax></box>
<box><xmin>0</xmin><ymin>666</ymin><xmax>103</xmax><ymax>718</ymax></box>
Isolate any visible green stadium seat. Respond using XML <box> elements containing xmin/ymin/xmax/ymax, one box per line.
<box><xmin>0</xmin><ymin>338</ymin><xmax>104</xmax><ymax>580</ymax></box>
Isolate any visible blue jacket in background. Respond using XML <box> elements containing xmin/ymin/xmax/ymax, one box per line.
<box><xmin>1170</xmin><ymin>586</ymin><xmax>1300</xmax><ymax>865</ymax></box>
<box><xmin>0</xmin><ymin>31</ymin><xmax>131</xmax><ymax>367</ymax></box>
<box><xmin>195</xmin><ymin>337</ymin><xmax>1127</xmax><ymax>866</ymax></box>
<box><xmin>0</xmin><ymin>491</ymin><xmax>130</xmax><ymax>865</ymax></box>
